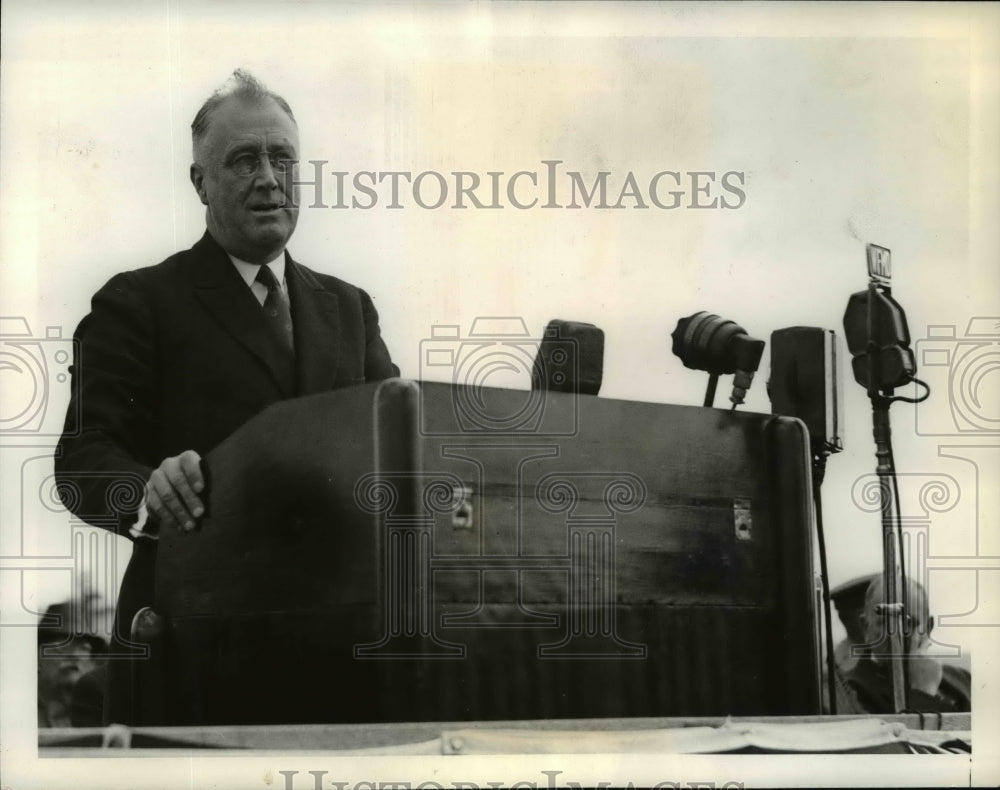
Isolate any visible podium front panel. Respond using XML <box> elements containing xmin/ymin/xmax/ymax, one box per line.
<box><xmin>154</xmin><ymin>380</ymin><xmax>820</xmax><ymax>725</ymax></box>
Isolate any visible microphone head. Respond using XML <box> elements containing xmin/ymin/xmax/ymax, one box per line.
<box><xmin>671</xmin><ymin>311</ymin><xmax>751</xmax><ymax>375</ymax></box>
<box><xmin>532</xmin><ymin>319</ymin><xmax>605</xmax><ymax>396</ymax></box>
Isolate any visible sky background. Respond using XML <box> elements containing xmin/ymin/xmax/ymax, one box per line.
<box><xmin>1</xmin><ymin>2</ymin><xmax>998</xmax><ymax>786</ymax></box>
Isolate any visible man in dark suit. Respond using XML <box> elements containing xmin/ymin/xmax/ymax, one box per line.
<box><xmin>54</xmin><ymin>70</ymin><xmax>397</xmax><ymax>723</ymax></box>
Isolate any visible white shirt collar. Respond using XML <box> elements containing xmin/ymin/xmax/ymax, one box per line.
<box><xmin>228</xmin><ymin>251</ymin><xmax>287</xmax><ymax>289</ymax></box>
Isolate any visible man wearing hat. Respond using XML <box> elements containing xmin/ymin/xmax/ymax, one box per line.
<box><xmin>37</xmin><ymin>600</ymin><xmax>108</xmax><ymax>728</ymax></box>
<box><xmin>831</xmin><ymin>574</ymin><xmax>971</xmax><ymax>714</ymax></box>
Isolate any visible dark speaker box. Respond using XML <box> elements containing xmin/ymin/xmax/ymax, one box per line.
<box><xmin>769</xmin><ymin>327</ymin><xmax>844</xmax><ymax>453</ymax></box>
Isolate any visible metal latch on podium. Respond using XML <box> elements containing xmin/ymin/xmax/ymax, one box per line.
<box><xmin>452</xmin><ymin>485</ymin><xmax>474</xmax><ymax>529</ymax></box>
<box><xmin>734</xmin><ymin>498</ymin><xmax>752</xmax><ymax>541</ymax></box>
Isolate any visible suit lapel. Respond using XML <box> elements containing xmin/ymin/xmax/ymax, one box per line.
<box><xmin>285</xmin><ymin>254</ymin><xmax>341</xmax><ymax>395</ymax></box>
<box><xmin>191</xmin><ymin>233</ymin><xmax>297</xmax><ymax>399</ymax></box>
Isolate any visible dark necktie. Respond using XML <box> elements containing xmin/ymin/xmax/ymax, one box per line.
<box><xmin>255</xmin><ymin>265</ymin><xmax>295</xmax><ymax>353</ymax></box>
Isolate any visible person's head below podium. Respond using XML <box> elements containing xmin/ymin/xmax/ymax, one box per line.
<box><xmin>189</xmin><ymin>69</ymin><xmax>300</xmax><ymax>264</ymax></box>
<box><xmin>858</xmin><ymin>574</ymin><xmax>933</xmax><ymax>660</ymax></box>
<box><xmin>37</xmin><ymin>601</ymin><xmax>106</xmax><ymax>728</ymax></box>
<box><xmin>842</xmin><ymin>574</ymin><xmax>970</xmax><ymax>713</ymax></box>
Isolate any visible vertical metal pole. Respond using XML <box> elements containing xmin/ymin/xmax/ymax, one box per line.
<box><xmin>865</xmin><ymin>280</ymin><xmax>907</xmax><ymax>713</ymax></box>
<box><xmin>703</xmin><ymin>373</ymin><xmax>719</xmax><ymax>408</ymax></box>
<box><xmin>872</xmin><ymin>402</ymin><xmax>907</xmax><ymax>712</ymax></box>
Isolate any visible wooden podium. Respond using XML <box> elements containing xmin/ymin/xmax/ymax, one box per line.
<box><xmin>151</xmin><ymin>380</ymin><xmax>820</xmax><ymax>725</ymax></box>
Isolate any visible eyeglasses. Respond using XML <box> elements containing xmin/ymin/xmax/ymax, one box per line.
<box><xmin>229</xmin><ymin>153</ymin><xmax>296</xmax><ymax>178</ymax></box>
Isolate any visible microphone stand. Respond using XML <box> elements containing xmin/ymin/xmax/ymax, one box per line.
<box><xmin>865</xmin><ymin>280</ymin><xmax>908</xmax><ymax>713</ymax></box>
<box><xmin>703</xmin><ymin>373</ymin><xmax>719</xmax><ymax>407</ymax></box>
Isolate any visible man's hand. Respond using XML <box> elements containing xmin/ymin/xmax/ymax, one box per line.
<box><xmin>146</xmin><ymin>450</ymin><xmax>205</xmax><ymax>533</ymax></box>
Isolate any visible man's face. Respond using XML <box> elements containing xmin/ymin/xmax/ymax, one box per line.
<box><xmin>861</xmin><ymin>581</ymin><xmax>932</xmax><ymax>659</ymax></box>
<box><xmin>190</xmin><ymin>97</ymin><xmax>300</xmax><ymax>264</ymax></box>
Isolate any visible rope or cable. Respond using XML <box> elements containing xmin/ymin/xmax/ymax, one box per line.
<box><xmin>812</xmin><ymin>454</ymin><xmax>838</xmax><ymax>715</ymax></box>
<box><xmin>886</xmin><ymin>377</ymin><xmax>930</xmax><ymax>405</ymax></box>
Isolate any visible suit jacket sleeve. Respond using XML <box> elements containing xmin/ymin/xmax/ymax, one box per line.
<box><xmin>55</xmin><ymin>271</ymin><xmax>156</xmax><ymax>536</ymax></box>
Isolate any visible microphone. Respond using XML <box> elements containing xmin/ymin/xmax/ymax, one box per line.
<box><xmin>531</xmin><ymin>319</ymin><xmax>605</xmax><ymax>396</ymax></box>
<box><xmin>671</xmin><ymin>311</ymin><xmax>765</xmax><ymax>407</ymax></box>
<box><xmin>768</xmin><ymin>327</ymin><xmax>844</xmax><ymax>454</ymax></box>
